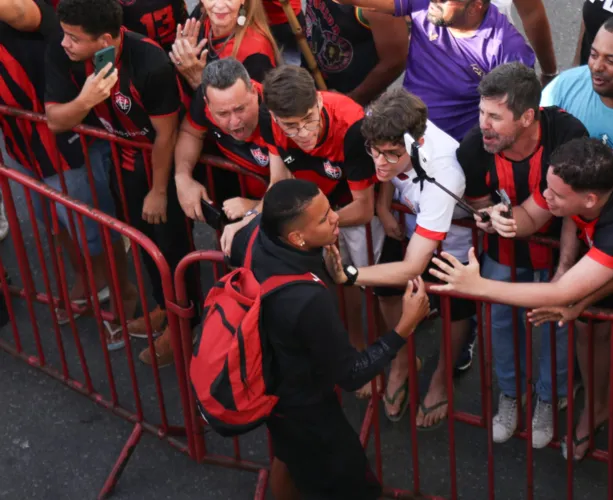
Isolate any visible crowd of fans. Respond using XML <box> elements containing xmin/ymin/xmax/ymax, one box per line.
<box><xmin>1</xmin><ymin>0</ymin><xmax>613</xmax><ymax>496</ymax></box>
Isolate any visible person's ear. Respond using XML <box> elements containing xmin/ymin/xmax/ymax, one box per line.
<box><xmin>520</xmin><ymin>108</ymin><xmax>535</xmax><ymax>128</ymax></box>
<box><xmin>100</xmin><ymin>33</ymin><xmax>113</xmax><ymax>48</ymax></box>
<box><xmin>585</xmin><ymin>192</ymin><xmax>599</xmax><ymax>210</ymax></box>
<box><xmin>286</xmin><ymin>230</ymin><xmax>306</xmax><ymax>248</ymax></box>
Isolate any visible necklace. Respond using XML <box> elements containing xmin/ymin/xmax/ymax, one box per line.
<box><xmin>207</xmin><ymin>29</ymin><xmax>236</xmax><ymax>59</ymax></box>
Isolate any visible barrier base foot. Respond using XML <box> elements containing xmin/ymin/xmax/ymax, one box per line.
<box><xmin>253</xmin><ymin>469</ymin><xmax>269</xmax><ymax>500</ymax></box>
<box><xmin>98</xmin><ymin>423</ymin><xmax>144</xmax><ymax>499</ymax></box>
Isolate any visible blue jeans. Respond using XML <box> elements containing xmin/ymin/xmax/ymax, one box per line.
<box><xmin>12</xmin><ymin>141</ymin><xmax>119</xmax><ymax>256</ymax></box>
<box><xmin>481</xmin><ymin>253</ymin><xmax>568</xmax><ymax>402</ymax></box>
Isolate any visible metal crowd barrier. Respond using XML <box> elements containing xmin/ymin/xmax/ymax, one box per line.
<box><xmin>0</xmin><ymin>105</ymin><xmax>611</xmax><ymax>499</ymax></box>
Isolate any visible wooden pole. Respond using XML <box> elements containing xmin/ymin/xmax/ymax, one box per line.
<box><xmin>277</xmin><ymin>0</ymin><xmax>328</xmax><ymax>90</ymax></box>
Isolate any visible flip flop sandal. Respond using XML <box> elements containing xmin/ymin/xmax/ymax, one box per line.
<box><xmin>103</xmin><ymin>320</ymin><xmax>126</xmax><ymax>351</ymax></box>
<box><xmin>384</xmin><ymin>379</ymin><xmax>410</xmax><ymax>423</ymax></box>
<box><xmin>55</xmin><ymin>307</ymin><xmax>81</xmax><ymax>326</ymax></box>
<box><xmin>560</xmin><ymin>423</ymin><xmax>606</xmax><ymax>462</ymax></box>
<box><xmin>73</xmin><ymin>286</ymin><xmax>111</xmax><ymax>306</ymax></box>
<box><xmin>416</xmin><ymin>400</ymin><xmax>448</xmax><ymax>432</ymax></box>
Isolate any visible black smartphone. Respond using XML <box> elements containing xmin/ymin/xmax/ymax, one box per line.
<box><xmin>94</xmin><ymin>46</ymin><xmax>115</xmax><ymax>78</ymax></box>
<box><xmin>497</xmin><ymin>189</ymin><xmax>513</xmax><ymax>219</ymax></box>
<box><xmin>201</xmin><ymin>200</ymin><xmax>229</xmax><ymax>231</ymax></box>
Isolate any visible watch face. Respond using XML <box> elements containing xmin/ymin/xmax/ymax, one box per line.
<box><xmin>347</xmin><ymin>265</ymin><xmax>358</xmax><ymax>276</ymax></box>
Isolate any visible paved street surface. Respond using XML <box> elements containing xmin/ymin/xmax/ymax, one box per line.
<box><xmin>1</xmin><ymin>1</ymin><xmax>608</xmax><ymax>498</ymax></box>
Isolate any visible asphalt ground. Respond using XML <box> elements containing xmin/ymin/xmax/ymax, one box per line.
<box><xmin>1</xmin><ymin>1</ymin><xmax>608</xmax><ymax>499</ymax></box>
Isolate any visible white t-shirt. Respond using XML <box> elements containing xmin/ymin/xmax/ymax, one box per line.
<box><xmin>392</xmin><ymin>120</ymin><xmax>472</xmax><ymax>262</ymax></box>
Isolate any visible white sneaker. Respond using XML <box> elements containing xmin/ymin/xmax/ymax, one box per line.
<box><xmin>532</xmin><ymin>397</ymin><xmax>554</xmax><ymax>449</ymax></box>
<box><xmin>493</xmin><ymin>394</ymin><xmax>520</xmax><ymax>443</ymax></box>
<box><xmin>0</xmin><ymin>201</ymin><xmax>9</xmax><ymax>241</ymax></box>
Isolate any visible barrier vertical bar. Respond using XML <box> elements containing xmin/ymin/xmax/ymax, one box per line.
<box><xmin>442</xmin><ymin>295</ymin><xmax>458</xmax><ymax>500</ymax></box>
<box><xmin>473</xmin><ymin>227</ymin><xmax>487</xmax><ymax>426</ymax></box>
<box><xmin>588</xmin><ymin>319</ymin><xmax>595</xmax><ymax>451</ymax></box>
<box><xmin>608</xmin><ymin>322</ymin><xmax>613</xmax><ymax>500</ymax></box>
<box><xmin>406</xmin><ymin>331</ymin><xmax>421</xmax><ymax>494</ymax></box>
<box><xmin>525</xmin><ymin>320</ymin><xmax>534</xmax><ymax>500</ymax></box>
<box><xmin>485</xmin><ymin>303</ymin><xmax>495</xmax><ymax>500</ymax></box>
<box><xmin>566</xmin><ymin>321</ymin><xmax>575</xmax><ymax>500</ymax></box>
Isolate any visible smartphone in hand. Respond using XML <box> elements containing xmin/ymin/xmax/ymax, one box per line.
<box><xmin>497</xmin><ymin>189</ymin><xmax>513</xmax><ymax>219</ymax></box>
<box><xmin>200</xmin><ymin>200</ymin><xmax>229</xmax><ymax>231</ymax></box>
<box><xmin>94</xmin><ymin>46</ymin><xmax>115</xmax><ymax>78</ymax></box>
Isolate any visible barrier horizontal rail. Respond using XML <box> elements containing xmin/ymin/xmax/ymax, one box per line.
<box><xmin>1</xmin><ymin>100</ymin><xmax>611</xmax><ymax>499</ymax></box>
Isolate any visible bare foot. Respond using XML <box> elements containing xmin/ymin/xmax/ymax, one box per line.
<box><xmin>416</xmin><ymin>383</ymin><xmax>449</xmax><ymax>429</ymax></box>
<box><xmin>566</xmin><ymin>407</ymin><xmax>608</xmax><ymax>460</ymax></box>
<box><xmin>384</xmin><ymin>358</ymin><xmax>421</xmax><ymax>417</ymax></box>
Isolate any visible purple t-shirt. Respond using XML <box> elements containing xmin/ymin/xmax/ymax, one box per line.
<box><xmin>395</xmin><ymin>0</ymin><xmax>535</xmax><ymax>141</ymax></box>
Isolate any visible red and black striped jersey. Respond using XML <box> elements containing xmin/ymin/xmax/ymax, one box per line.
<box><xmin>0</xmin><ymin>0</ymin><xmax>84</xmax><ymax>178</ymax></box>
<box><xmin>45</xmin><ymin>27</ymin><xmax>182</xmax><ymax>171</ymax></box>
<box><xmin>570</xmin><ymin>194</ymin><xmax>613</xmax><ymax>270</ymax></box>
<box><xmin>458</xmin><ymin>106</ymin><xmax>588</xmax><ymax>269</ymax></box>
<box><xmin>188</xmin><ymin>80</ymin><xmax>270</xmax><ymax>198</ymax></box>
<box><xmin>118</xmin><ymin>0</ymin><xmax>187</xmax><ymax>52</ymax></box>
<box><xmin>261</xmin><ymin>91</ymin><xmax>375</xmax><ymax>208</ymax></box>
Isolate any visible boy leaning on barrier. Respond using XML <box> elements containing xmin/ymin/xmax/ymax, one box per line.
<box><xmin>456</xmin><ymin>62</ymin><xmax>588</xmax><ymax>449</ymax></box>
<box><xmin>431</xmin><ymin>138</ymin><xmax>613</xmax><ymax>462</ymax></box>
<box><xmin>325</xmin><ymin>87</ymin><xmax>474</xmax><ymax>428</ymax></box>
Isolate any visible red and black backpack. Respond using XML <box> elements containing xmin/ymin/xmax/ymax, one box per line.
<box><xmin>190</xmin><ymin>226</ymin><xmax>326</xmax><ymax>436</ymax></box>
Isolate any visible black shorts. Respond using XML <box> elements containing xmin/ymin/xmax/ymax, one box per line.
<box><xmin>267</xmin><ymin>396</ymin><xmax>381</xmax><ymax>500</ymax></box>
<box><xmin>373</xmin><ymin>237</ymin><xmax>476</xmax><ymax>322</ymax></box>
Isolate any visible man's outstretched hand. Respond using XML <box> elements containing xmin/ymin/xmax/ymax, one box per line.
<box><xmin>429</xmin><ymin>247</ymin><xmax>482</xmax><ymax>295</ymax></box>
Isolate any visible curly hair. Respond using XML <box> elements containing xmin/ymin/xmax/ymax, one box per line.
<box><xmin>550</xmin><ymin>138</ymin><xmax>613</xmax><ymax>192</ymax></box>
<box><xmin>57</xmin><ymin>0</ymin><xmax>122</xmax><ymax>38</ymax></box>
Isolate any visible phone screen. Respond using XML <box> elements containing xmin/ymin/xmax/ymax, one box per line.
<box><xmin>94</xmin><ymin>46</ymin><xmax>115</xmax><ymax>78</ymax></box>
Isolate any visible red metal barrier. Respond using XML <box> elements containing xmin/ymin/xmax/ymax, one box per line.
<box><xmin>1</xmin><ymin>102</ymin><xmax>611</xmax><ymax>500</ymax></box>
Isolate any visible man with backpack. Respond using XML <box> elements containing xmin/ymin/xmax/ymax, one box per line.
<box><xmin>193</xmin><ymin>178</ymin><xmax>430</xmax><ymax>499</ymax></box>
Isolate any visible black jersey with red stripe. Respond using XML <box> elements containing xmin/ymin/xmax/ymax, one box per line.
<box><xmin>45</xmin><ymin>28</ymin><xmax>181</xmax><ymax>171</ymax></box>
<box><xmin>570</xmin><ymin>194</ymin><xmax>613</xmax><ymax>270</ymax></box>
<box><xmin>188</xmin><ymin>80</ymin><xmax>270</xmax><ymax>198</ymax></box>
<box><xmin>0</xmin><ymin>0</ymin><xmax>84</xmax><ymax>178</ymax></box>
<box><xmin>119</xmin><ymin>0</ymin><xmax>187</xmax><ymax>52</ymax></box>
<box><xmin>261</xmin><ymin>91</ymin><xmax>375</xmax><ymax>207</ymax></box>
<box><xmin>458</xmin><ymin>106</ymin><xmax>588</xmax><ymax>269</ymax></box>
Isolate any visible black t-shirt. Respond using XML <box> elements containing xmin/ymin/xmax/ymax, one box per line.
<box><xmin>305</xmin><ymin>0</ymin><xmax>378</xmax><ymax>94</ymax></box>
<box><xmin>261</xmin><ymin>91</ymin><xmax>375</xmax><ymax>207</ymax></box>
<box><xmin>45</xmin><ymin>27</ymin><xmax>181</xmax><ymax>170</ymax></box>
<box><xmin>0</xmin><ymin>0</ymin><xmax>84</xmax><ymax>177</ymax></box>
<box><xmin>581</xmin><ymin>0</ymin><xmax>613</xmax><ymax>65</ymax></box>
<box><xmin>458</xmin><ymin>107</ymin><xmax>588</xmax><ymax>269</ymax></box>
<box><xmin>188</xmin><ymin>80</ymin><xmax>271</xmax><ymax>197</ymax></box>
<box><xmin>119</xmin><ymin>0</ymin><xmax>188</xmax><ymax>52</ymax></box>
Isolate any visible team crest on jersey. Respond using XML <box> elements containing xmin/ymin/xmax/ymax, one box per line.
<box><xmin>114</xmin><ymin>92</ymin><xmax>132</xmax><ymax>114</ymax></box>
<box><xmin>250</xmin><ymin>147</ymin><xmax>269</xmax><ymax>166</ymax></box>
<box><xmin>323</xmin><ymin>160</ymin><xmax>342</xmax><ymax>179</ymax></box>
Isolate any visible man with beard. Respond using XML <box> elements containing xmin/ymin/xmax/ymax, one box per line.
<box><xmin>458</xmin><ymin>62</ymin><xmax>588</xmax><ymax>449</ymax></box>
<box><xmin>431</xmin><ymin>138</ymin><xmax>613</xmax><ymax>461</ymax></box>
<box><xmin>332</xmin><ymin>0</ymin><xmax>537</xmax><ymax>142</ymax></box>
<box><xmin>175</xmin><ymin>58</ymin><xmax>272</xmax><ymax>222</ymax></box>
<box><xmin>541</xmin><ymin>17</ymin><xmax>613</xmax><ymax>148</ymax></box>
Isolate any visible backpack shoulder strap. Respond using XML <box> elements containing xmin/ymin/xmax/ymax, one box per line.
<box><xmin>260</xmin><ymin>272</ymin><xmax>326</xmax><ymax>297</ymax></box>
<box><xmin>243</xmin><ymin>225</ymin><xmax>260</xmax><ymax>269</ymax></box>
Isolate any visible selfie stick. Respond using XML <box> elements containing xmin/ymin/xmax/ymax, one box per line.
<box><xmin>409</xmin><ymin>143</ymin><xmax>491</xmax><ymax>223</ymax></box>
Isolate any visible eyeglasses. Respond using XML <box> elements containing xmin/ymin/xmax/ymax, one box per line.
<box><xmin>276</xmin><ymin>106</ymin><xmax>321</xmax><ymax>137</ymax></box>
<box><xmin>365</xmin><ymin>142</ymin><xmax>404</xmax><ymax>164</ymax></box>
